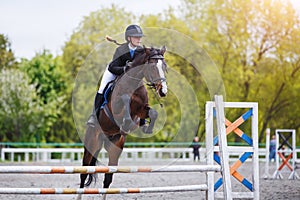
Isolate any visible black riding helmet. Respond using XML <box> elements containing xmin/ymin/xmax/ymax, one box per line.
<box><xmin>125</xmin><ymin>25</ymin><xmax>144</xmax><ymax>41</ymax></box>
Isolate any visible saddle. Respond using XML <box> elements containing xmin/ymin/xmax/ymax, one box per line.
<box><xmin>100</xmin><ymin>80</ymin><xmax>116</xmax><ymax>109</ymax></box>
<box><xmin>100</xmin><ymin>66</ymin><xmax>134</xmax><ymax>109</ymax></box>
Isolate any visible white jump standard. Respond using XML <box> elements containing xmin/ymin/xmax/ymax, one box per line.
<box><xmin>272</xmin><ymin>129</ymin><xmax>299</xmax><ymax>179</ymax></box>
<box><xmin>206</xmin><ymin>99</ymin><xmax>259</xmax><ymax>199</ymax></box>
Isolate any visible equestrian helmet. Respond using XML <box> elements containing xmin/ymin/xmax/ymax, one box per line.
<box><xmin>125</xmin><ymin>25</ymin><xmax>144</xmax><ymax>41</ymax></box>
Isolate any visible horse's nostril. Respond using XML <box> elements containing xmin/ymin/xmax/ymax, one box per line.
<box><xmin>159</xmin><ymin>89</ymin><xmax>166</xmax><ymax>97</ymax></box>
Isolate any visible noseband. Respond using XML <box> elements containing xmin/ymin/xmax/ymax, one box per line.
<box><xmin>145</xmin><ymin>54</ymin><xmax>167</xmax><ymax>88</ymax></box>
<box><xmin>146</xmin><ymin>77</ymin><xmax>166</xmax><ymax>88</ymax></box>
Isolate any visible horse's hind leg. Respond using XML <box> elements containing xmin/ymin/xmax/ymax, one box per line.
<box><xmin>80</xmin><ymin>125</ymin><xmax>103</xmax><ymax>188</ymax></box>
<box><xmin>141</xmin><ymin>108</ymin><xmax>158</xmax><ymax>134</ymax></box>
<box><xmin>103</xmin><ymin>134</ymin><xmax>125</xmax><ymax>188</ymax></box>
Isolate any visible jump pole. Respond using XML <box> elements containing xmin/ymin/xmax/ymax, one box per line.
<box><xmin>0</xmin><ymin>165</ymin><xmax>221</xmax><ymax>174</ymax></box>
<box><xmin>0</xmin><ymin>185</ymin><xmax>208</xmax><ymax>195</ymax></box>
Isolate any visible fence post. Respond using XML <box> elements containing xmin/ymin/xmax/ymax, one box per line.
<box><xmin>214</xmin><ymin>95</ymin><xmax>233</xmax><ymax>200</ymax></box>
<box><xmin>263</xmin><ymin>128</ymin><xmax>271</xmax><ymax>179</ymax></box>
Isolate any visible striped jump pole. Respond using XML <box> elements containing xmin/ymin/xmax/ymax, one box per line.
<box><xmin>0</xmin><ymin>165</ymin><xmax>220</xmax><ymax>174</ymax></box>
<box><xmin>0</xmin><ymin>185</ymin><xmax>208</xmax><ymax>195</ymax></box>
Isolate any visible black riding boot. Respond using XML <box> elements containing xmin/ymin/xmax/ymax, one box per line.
<box><xmin>87</xmin><ymin>93</ymin><xmax>103</xmax><ymax>126</ymax></box>
<box><xmin>94</xmin><ymin>93</ymin><xmax>104</xmax><ymax>118</ymax></box>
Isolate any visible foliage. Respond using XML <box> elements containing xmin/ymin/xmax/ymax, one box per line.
<box><xmin>180</xmin><ymin>0</ymin><xmax>300</xmax><ymax>142</ymax></box>
<box><xmin>0</xmin><ymin>34</ymin><xmax>17</xmax><ymax>69</ymax></box>
<box><xmin>0</xmin><ymin>69</ymin><xmax>44</xmax><ymax>142</ymax></box>
<box><xmin>18</xmin><ymin>51</ymin><xmax>76</xmax><ymax>142</ymax></box>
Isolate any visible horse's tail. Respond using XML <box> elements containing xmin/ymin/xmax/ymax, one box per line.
<box><xmin>84</xmin><ymin>156</ymin><xmax>98</xmax><ymax>187</ymax></box>
<box><xmin>106</xmin><ymin>35</ymin><xmax>122</xmax><ymax>45</ymax></box>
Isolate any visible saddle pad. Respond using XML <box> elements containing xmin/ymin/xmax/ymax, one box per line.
<box><xmin>101</xmin><ymin>85</ymin><xmax>112</xmax><ymax>109</ymax></box>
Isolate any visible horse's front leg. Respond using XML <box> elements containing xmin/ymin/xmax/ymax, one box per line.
<box><xmin>141</xmin><ymin>108</ymin><xmax>158</xmax><ymax>134</ymax></box>
<box><xmin>120</xmin><ymin>94</ymin><xmax>135</xmax><ymax>132</ymax></box>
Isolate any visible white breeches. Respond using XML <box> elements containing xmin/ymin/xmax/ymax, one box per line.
<box><xmin>97</xmin><ymin>65</ymin><xmax>117</xmax><ymax>94</ymax></box>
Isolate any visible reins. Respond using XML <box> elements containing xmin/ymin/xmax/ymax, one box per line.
<box><xmin>122</xmin><ymin>61</ymin><xmax>166</xmax><ymax>108</ymax></box>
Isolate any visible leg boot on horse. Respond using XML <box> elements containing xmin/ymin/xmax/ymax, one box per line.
<box><xmin>141</xmin><ymin>108</ymin><xmax>158</xmax><ymax>134</ymax></box>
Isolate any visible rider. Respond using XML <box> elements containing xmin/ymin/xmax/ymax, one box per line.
<box><xmin>88</xmin><ymin>24</ymin><xmax>144</xmax><ymax>126</ymax></box>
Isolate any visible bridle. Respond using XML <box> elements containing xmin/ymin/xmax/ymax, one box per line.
<box><xmin>124</xmin><ymin>52</ymin><xmax>167</xmax><ymax>88</ymax></box>
<box><xmin>123</xmin><ymin>53</ymin><xmax>167</xmax><ymax>107</ymax></box>
<box><xmin>144</xmin><ymin>54</ymin><xmax>167</xmax><ymax>89</ymax></box>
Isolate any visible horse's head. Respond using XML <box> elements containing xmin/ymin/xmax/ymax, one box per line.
<box><xmin>143</xmin><ymin>46</ymin><xmax>168</xmax><ymax>97</ymax></box>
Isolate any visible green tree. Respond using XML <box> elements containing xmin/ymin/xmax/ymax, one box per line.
<box><xmin>180</xmin><ymin>0</ymin><xmax>300</xmax><ymax>142</ymax></box>
<box><xmin>18</xmin><ymin>51</ymin><xmax>75</xmax><ymax>142</ymax></box>
<box><xmin>0</xmin><ymin>69</ymin><xmax>44</xmax><ymax>142</ymax></box>
<box><xmin>0</xmin><ymin>34</ymin><xmax>17</xmax><ymax>69</ymax></box>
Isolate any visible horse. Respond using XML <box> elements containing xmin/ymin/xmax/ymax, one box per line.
<box><xmin>79</xmin><ymin>46</ymin><xmax>168</xmax><ymax>194</ymax></box>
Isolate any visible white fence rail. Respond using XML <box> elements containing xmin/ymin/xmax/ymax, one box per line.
<box><xmin>1</xmin><ymin>147</ymin><xmax>300</xmax><ymax>163</ymax></box>
<box><xmin>1</xmin><ymin>148</ymin><xmax>196</xmax><ymax>163</ymax></box>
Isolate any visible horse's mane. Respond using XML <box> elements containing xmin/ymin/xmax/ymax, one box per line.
<box><xmin>130</xmin><ymin>48</ymin><xmax>147</xmax><ymax>67</ymax></box>
<box><xmin>131</xmin><ymin>46</ymin><xmax>164</xmax><ymax>68</ymax></box>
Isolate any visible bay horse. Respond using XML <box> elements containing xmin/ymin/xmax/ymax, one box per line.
<box><xmin>79</xmin><ymin>46</ymin><xmax>168</xmax><ymax>193</ymax></box>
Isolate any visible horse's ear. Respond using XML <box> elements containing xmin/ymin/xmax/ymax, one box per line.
<box><xmin>160</xmin><ymin>46</ymin><xmax>166</xmax><ymax>55</ymax></box>
<box><xmin>144</xmin><ymin>46</ymin><xmax>151</xmax><ymax>55</ymax></box>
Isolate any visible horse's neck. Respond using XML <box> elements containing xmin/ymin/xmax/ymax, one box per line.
<box><xmin>127</xmin><ymin>67</ymin><xmax>144</xmax><ymax>86</ymax></box>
